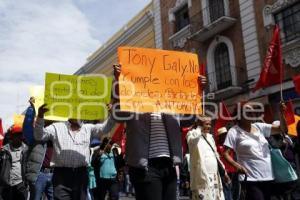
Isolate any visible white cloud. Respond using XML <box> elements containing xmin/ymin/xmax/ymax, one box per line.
<box><xmin>0</xmin><ymin>0</ymin><xmax>150</xmax><ymax>130</ymax></box>
<box><xmin>0</xmin><ymin>0</ymin><xmax>100</xmax><ymax>130</ymax></box>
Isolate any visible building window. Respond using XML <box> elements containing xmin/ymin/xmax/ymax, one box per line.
<box><xmin>175</xmin><ymin>5</ymin><xmax>190</xmax><ymax>32</ymax></box>
<box><xmin>209</xmin><ymin>0</ymin><xmax>225</xmax><ymax>22</ymax></box>
<box><xmin>274</xmin><ymin>2</ymin><xmax>300</xmax><ymax>43</ymax></box>
<box><xmin>214</xmin><ymin>43</ymin><xmax>232</xmax><ymax>90</ymax></box>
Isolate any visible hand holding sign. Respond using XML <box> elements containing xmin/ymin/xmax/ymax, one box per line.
<box><xmin>113</xmin><ymin>64</ymin><xmax>121</xmax><ymax>79</ymax></box>
<box><xmin>38</xmin><ymin>104</ymin><xmax>49</xmax><ymax>118</ymax></box>
<box><xmin>44</xmin><ymin>73</ymin><xmax>113</xmax><ymax>120</ymax></box>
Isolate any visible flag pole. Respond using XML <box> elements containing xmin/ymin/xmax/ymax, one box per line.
<box><xmin>280</xmin><ymin>80</ymin><xmax>283</xmax><ymax>101</ymax></box>
<box><xmin>278</xmin><ymin>24</ymin><xmax>284</xmax><ymax>102</ymax></box>
<box><xmin>200</xmin><ymin>63</ymin><xmax>206</xmax><ymax>115</ymax></box>
<box><xmin>203</xmin><ymin>90</ymin><xmax>205</xmax><ymax>115</ymax></box>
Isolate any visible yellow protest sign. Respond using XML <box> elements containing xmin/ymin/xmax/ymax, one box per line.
<box><xmin>118</xmin><ymin>47</ymin><xmax>202</xmax><ymax>114</ymax></box>
<box><xmin>13</xmin><ymin>114</ymin><xmax>25</xmax><ymax>127</ymax></box>
<box><xmin>288</xmin><ymin>115</ymin><xmax>300</xmax><ymax>137</ymax></box>
<box><xmin>44</xmin><ymin>73</ymin><xmax>113</xmax><ymax>120</ymax></box>
<box><xmin>30</xmin><ymin>86</ymin><xmax>68</xmax><ymax>121</ymax></box>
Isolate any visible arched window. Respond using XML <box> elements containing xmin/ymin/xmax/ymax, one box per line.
<box><xmin>209</xmin><ymin>0</ymin><xmax>225</xmax><ymax>22</ymax></box>
<box><xmin>214</xmin><ymin>42</ymin><xmax>232</xmax><ymax>90</ymax></box>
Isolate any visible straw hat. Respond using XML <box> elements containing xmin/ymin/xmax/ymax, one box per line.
<box><xmin>217</xmin><ymin>127</ymin><xmax>227</xmax><ymax>136</ymax></box>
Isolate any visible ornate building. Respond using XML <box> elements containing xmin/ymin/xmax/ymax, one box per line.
<box><xmin>160</xmin><ymin>0</ymin><xmax>300</xmax><ymax>116</ymax></box>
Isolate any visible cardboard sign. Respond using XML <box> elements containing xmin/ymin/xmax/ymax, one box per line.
<box><xmin>44</xmin><ymin>73</ymin><xmax>113</xmax><ymax>120</ymax></box>
<box><xmin>288</xmin><ymin>115</ymin><xmax>300</xmax><ymax>137</ymax></box>
<box><xmin>13</xmin><ymin>114</ymin><xmax>25</xmax><ymax>127</ymax></box>
<box><xmin>118</xmin><ymin>47</ymin><xmax>202</xmax><ymax>114</ymax></box>
<box><xmin>30</xmin><ymin>86</ymin><xmax>67</xmax><ymax>121</ymax></box>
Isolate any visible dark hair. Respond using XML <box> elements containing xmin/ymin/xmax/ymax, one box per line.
<box><xmin>100</xmin><ymin>137</ymin><xmax>109</xmax><ymax>150</ymax></box>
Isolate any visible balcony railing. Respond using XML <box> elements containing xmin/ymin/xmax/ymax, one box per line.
<box><xmin>189</xmin><ymin>0</ymin><xmax>237</xmax><ymax>41</ymax></box>
<box><xmin>207</xmin><ymin>65</ymin><xmax>245</xmax><ymax>93</ymax></box>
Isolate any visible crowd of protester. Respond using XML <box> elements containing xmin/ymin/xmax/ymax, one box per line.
<box><xmin>0</xmin><ymin>64</ymin><xmax>300</xmax><ymax>200</ymax></box>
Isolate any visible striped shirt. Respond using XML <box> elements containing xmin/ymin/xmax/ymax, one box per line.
<box><xmin>149</xmin><ymin>113</ymin><xmax>170</xmax><ymax>159</ymax></box>
<box><xmin>34</xmin><ymin>116</ymin><xmax>115</xmax><ymax>168</ymax></box>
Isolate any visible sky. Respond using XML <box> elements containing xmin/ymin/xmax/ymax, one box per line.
<box><xmin>0</xmin><ymin>0</ymin><xmax>151</xmax><ymax>130</ymax></box>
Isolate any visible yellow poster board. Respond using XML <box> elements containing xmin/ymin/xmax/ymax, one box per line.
<box><xmin>29</xmin><ymin>86</ymin><xmax>67</xmax><ymax>121</ymax></box>
<box><xmin>118</xmin><ymin>47</ymin><xmax>203</xmax><ymax>114</ymax></box>
<box><xmin>44</xmin><ymin>73</ymin><xmax>113</xmax><ymax>120</ymax></box>
<box><xmin>13</xmin><ymin>114</ymin><xmax>25</xmax><ymax>127</ymax></box>
<box><xmin>288</xmin><ymin>115</ymin><xmax>300</xmax><ymax>137</ymax></box>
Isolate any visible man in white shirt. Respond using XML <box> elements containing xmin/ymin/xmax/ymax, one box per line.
<box><xmin>34</xmin><ymin>104</ymin><xmax>116</xmax><ymax>200</ymax></box>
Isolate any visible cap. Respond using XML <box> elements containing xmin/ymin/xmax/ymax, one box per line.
<box><xmin>11</xmin><ymin>125</ymin><xmax>22</xmax><ymax>134</ymax></box>
<box><xmin>272</xmin><ymin>120</ymin><xmax>280</xmax><ymax>126</ymax></box>
<box><xmin>217</xmin><ymin>127</ymin><xmax>227</xmax><ymax>136</ymax></box>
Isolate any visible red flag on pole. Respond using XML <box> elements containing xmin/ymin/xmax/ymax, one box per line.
<box><xmin>293</xmin><ymin>74</ymin><xmax>300</xmax><ymax>95</ymax></box>
<box><xmin>0</xmin><ymin>118</ymin><xmax>4</xmax><ymax>149</ymax></box>
<box><xmin>111</xmin><ymin>124</ymin><xmax>125</xmax><ymax>143</ymax></box>
<box><xmin>214</xmin><ymin>102</ymin><xmax>232</xmax><ymax>136</ymax></box>
<box><xmin>284</xmin><ymin>100</ymin><xmax>295</xmax><ymax>125</ymax></box>
<box><xmin>252</xmin><ymin>25</ymin><xmax>283</xmax><ymax>92</ymax></box>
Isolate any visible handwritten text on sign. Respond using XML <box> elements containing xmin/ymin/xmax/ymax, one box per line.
<box><xmin>118</xmin><ymin>47</ymin><xmax>202</xmax><ymax>114</ymax></box>
<box><xmin>44</xmin><ymin>73</ymin><xmax>112</xmax><ymax>120</ymax></box>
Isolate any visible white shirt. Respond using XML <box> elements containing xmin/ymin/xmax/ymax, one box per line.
<box><xmin>224</xmin><ymin>123</ymin><xmax>273</xmax><ymax>181</ymax></box>
<box><xmin>34</xmin><ymin>116</ymin><xmax>115</xmax><ymax>168</ymax></box>
<box><xmin>198</xmin><ymin>135</ymin><xmax>218</xmax><ymax>175</ymax></box>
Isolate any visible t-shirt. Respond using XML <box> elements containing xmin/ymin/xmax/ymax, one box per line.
<box><xmin>224</xmin><ymin>123</ymin><xmax>273</xmax><ymax>181</ymax></box>
<box><xmin>99</xmin><ymin>152</ymin><xmax>117</xmax><ymax>179</ymax></box>
<box><xmin>149</xmin><ymin>113</ymin><xmax>170</xmax><ymax>158</ymax></box>
<box><xmin>9</xmin><ymin>145</ymin><xmax>23</xmax><ymax>186</ymax></box>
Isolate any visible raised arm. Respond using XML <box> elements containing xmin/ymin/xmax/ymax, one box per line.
<box><xmin>271</xmin><ymin>102</ymin><xmax>288</xmax><ymax>134</ymax></box>
<box><xmin>186</xmin><ymin>127</ymin><xmax>201</xmax><ymax>145</ymax></box>
<box><xmin>111</xmin><ymin>64</ymin><xmax>134</xmax><ymax>122</ymax></box>
<box><xmin>22</xmin><ymin>101</ymin><xmax>36</xmax><ymax>145</ymax></box>
<box><xmin>91</xmin><ymin>114</ymin><xmax>117</xmax><ymax>138</ymax></box>
<box><xmin>34</xmin><ymin>104</ymin><xmax>55</xmax><ymax>142</ymax></box>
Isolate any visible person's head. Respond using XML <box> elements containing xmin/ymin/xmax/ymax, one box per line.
<box><xmin>68</xmin><ymin>119</ymin><xmax>82</xmax><ymax>128</ymax></box>
<box><xmin>234</xmin><ymin>101</ymin><xmax>263</xmax><ymax>125</ymax></box>
<box><xmin>195</xmin><ymin>115</ymin><xmax>212</xmax><ymax>134</ymax></box>
<box><xmin>112</xmin><ymin>147</ymin><xmax>119</xmax><ymax>156</ymax></box>
<box><xmin>29</xmin><ymin>96</ymin><xmax>35</xmax><ymax>105</ymax></box>
<box><xmin>9</xmin><ymin>125</ymin><xmax>23</xmax><ymax>147</ymax></box>
<box><xmin>217</xmin><ymin>127</ymin><xmax>228</xmax><ymax>145</ymax></box>
<box><xmin>100</xmin><ymin>137</ymin><xmax>110</xmax><ymax>150</ymax></box>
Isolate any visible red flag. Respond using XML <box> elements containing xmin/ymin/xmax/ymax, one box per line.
<box><xmin>111</xmin><ymin>124</ymin><xmax>125</xmax><ymax>143</ymax></box>
<box><xmin>214</xmin><ymin>102</ymin><xmax>232</xmax><ymax>137</ymax></box>
<box><xmin>200</xmin><ymin>63</ymin><xmax>206</xmax><ymax>76</ymax></box>
<box><xmin>284</xmin><ymin>100</ymin><xmax>295</xmax><ymax>125</ymax></box>
<box><xmin>293</xmin><ymin>74</ymin><xmax>300</xmax><ymax>95</ymax></box>
<box><xmin>253</xmin><ymin>25</ymin><xmax>283</xmax><ymax>92</ymax></box>
<box><xmin>120</xmin><ymin>135</ymin><xmax>126</xmax><ymax>154</ymax></box>
<box><xmin>181</xmin><ymin>127</ymin><xmax>190</xmax><ymax>155</ymax></box>
<box><xmin>0</xmin><ymin>119</ymin><xmax>4</xmax><ymax>148</ymax></box>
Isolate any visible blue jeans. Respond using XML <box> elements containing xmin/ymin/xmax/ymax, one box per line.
<box><xmin>30</xmin><ymin>171</ymin><xmax>53</xmax><ymax>200</ymax></box>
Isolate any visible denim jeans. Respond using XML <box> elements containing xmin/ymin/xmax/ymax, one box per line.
<box><xmin>30</xmin><ymin>171</ymin><xmax>53</xmax><ymax>200</ymax></box>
